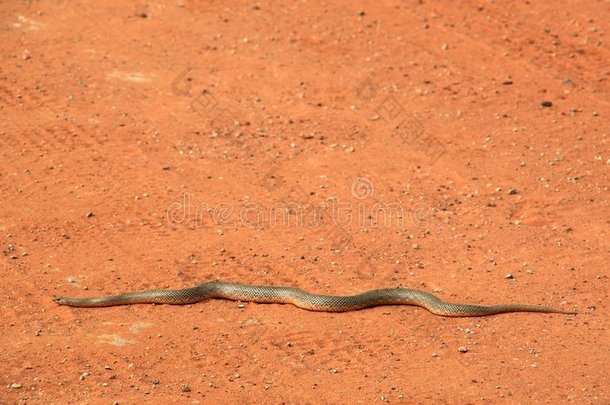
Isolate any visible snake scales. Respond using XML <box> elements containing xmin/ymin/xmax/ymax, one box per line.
<box><xmin>53</xmin><ymin>280</ymin><xmax>575</xmax><ymax>317</ymax></box>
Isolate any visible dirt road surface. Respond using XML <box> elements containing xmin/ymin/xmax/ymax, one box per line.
<box><xmin>1</xmin><ymin>1</ymin><xmax>608</xmax><ymax>403</ymax></box>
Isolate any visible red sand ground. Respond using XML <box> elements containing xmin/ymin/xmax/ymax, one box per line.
<box><xmin>1</xmin><ymin>1</ymin><xmax>608</xmax><ymax>403</ymax></box>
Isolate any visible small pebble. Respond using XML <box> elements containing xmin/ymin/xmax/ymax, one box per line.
<box><xmin>458</xmin><ymin>346</ymin><xmax>468</xmax><ymax>353</ymax></box>
<box><xmin>540</xmin><ymin>101</ymin><xmax>553</xmax><ymax>107</ymax></box>
<box><xmin>181</xmin><ymin>384</ymin><xmax>192</xmax><ymax>392</ymax></box>
<box><xmin>507</xmin><ymin>188</ymin><xmax>518</xmax><ymax>195</ymax></box>
<box><xmin>505</xmin><ymin>273</ymin><xmax>515</xmax><ymax>279</ymax></box>
<box><xmin>86</xmin><ymin>211</ymin><xmax>94</xmax><ymax>218</ymax></box>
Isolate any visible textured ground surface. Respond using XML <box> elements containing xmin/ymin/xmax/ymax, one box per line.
<box><xmin>1</xmin><ymin>1</ymin><xmax>608</xmax><ymax>403</ymax></box>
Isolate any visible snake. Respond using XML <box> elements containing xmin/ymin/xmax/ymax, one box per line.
<box><xmin>53</xmin><ymin>280</ymin><xmax>575</xmax><ymax>317</ymax></box>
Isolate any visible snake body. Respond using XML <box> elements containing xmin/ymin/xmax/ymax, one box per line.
<box><xmin>53</xmin><ymin>281</ymin><xmax>575</xmax><ymax>317</ymax></box>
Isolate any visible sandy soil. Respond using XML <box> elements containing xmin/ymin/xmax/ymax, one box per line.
<box><xmin>1</xmin><ymin>0</ymin><xmax>608</xmax><ymax>403</ymax></box>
